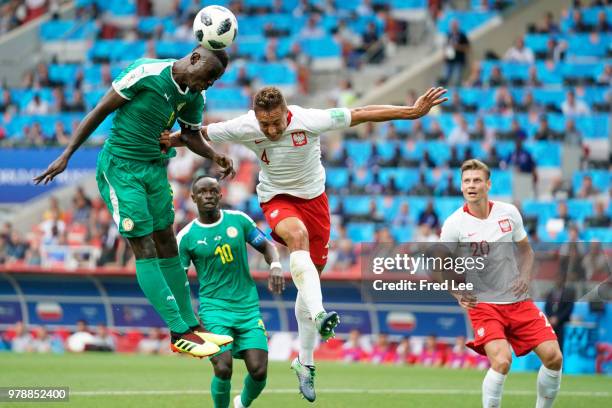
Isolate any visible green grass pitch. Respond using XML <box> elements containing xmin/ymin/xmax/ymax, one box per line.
<box><xmin>0</xmin><ymin>353</ymin><xmax>609</xmax><ymax>407</ymax></box>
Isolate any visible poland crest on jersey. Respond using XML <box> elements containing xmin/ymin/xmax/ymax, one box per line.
<box><xmin>291</xmin><ymin>131</ymin><xmax>307</xmax><ymax>146</ymax></box>
<box><xmin>498</xmin><ymin>218</ymin><xmax>512</xmax><ymax>233</ymax></box>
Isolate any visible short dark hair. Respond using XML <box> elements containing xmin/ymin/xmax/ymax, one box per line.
<box><xmin>191</xmin><ymin>175</ymin><xmax>218</xmax><ymax>192</ymax></box>
<box><xmin>253</xmin><ymin>86</ymin><xmax>286</xmax><ymax>111</ymax></box>
<box><xmin>192</xmin><ymin>46</ymin><xmax>229</xmax><ymax>68</ymax></box>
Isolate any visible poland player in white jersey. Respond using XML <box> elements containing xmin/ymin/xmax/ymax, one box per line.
<box><xmin>440</xmin><ymin>159</ymin><xmax>563</xmax><ymax>408</ymax></box>
<box><xmin>163</xmin><ymin>85</ymin><xmax>447</xmax><ymax>402</ymax></box>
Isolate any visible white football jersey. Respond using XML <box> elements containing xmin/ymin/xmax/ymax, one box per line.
<box><xmin>207</xmin><ymin>105</ymin><xmax>352</xmax><ymax>203</ymax></box>
<box><xmin>440</xmin><ymin>201</ymin><xmax>529</xmax><ymax>303</ymax></box>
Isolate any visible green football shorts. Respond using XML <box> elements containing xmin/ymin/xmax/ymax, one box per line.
<box><xmin>96</xmin><ymin>149</ymin><xmax>175</xmax><ymax>238</ymax></box>
<box><xmin>200</xmin><ymin>309</ymin><xmax>268</xmax><ymax>359</ymax></box>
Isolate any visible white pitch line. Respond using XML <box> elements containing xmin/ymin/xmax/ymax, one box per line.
<box><xmin>70</xmin><ymin>389</ymin><xmax>611</xmax><ymax>397</ymax></box>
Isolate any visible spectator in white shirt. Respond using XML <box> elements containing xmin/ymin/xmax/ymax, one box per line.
<box><xmin>25</xmin><ymin>94</ymin><xmax>50</xmax><ymax>115</ymax></box>
<box><xmin>504</xmin><ymin>37</ymin><xmax>535</xmax><ymax>64</ymax></box>
<box><xmin>448</xmin><ymin>115</ymin><xmax>470</xmax><ymax>145</ymax></box>
<box><xmin>561</xmin><ymin>90</ymin><xmax>591</xmax><ymax>116</ymax></box>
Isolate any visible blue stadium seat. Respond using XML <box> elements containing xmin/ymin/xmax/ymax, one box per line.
<box><xmin>567</xmin><ymin>34</ymin><xmax>609</xmax><ymax>58</ymax></box>
<box><xmin>345</xmin><ymin>141</ymin><xmax>372</xmax><ymax>167</ymax></box>
<box><xmin>566</xmin><ymin>199</ymin><xmax>594</xmax><ymax>222</ymax></box>
<box><xmin>582</xmin><ymin>228</ymin><xmax>612</xmax><ymax>242</ymax></box>
<box><xmin>434</xmin><ymin>197</ymin><xmax>463</xmax><ymax>220</ymax></box>
<box><xmin>522</xmin><ymin>200</ymin><xmax>557</xmax><ymax>225</ymax></box>
<box><xmin>326</xmin><ymin>168</ymin><xmax>349</xmax><ymax>190</ymax></box>
<box><xmin>88</xmin><ymin>40</ymin><xmax>146</xmax><ymax>62</ymax></box>
<box><xmin>351</xmin><ymin>167</ymin><xmax>374</xmax><ymax>188</ymax></box>
<box><xmin>374</xmin><ymin>141</ymin><xmax>397</xmax><ymax>162</ymax></box>
<box><xmin>237</xmin><ymin>37</ymin><xmax>266</xmax><ymax>60</ymax></box>
<box><xmin>343</xmin><ymin>196</ymin><xmax>373</xmax><ymax>216</ymax></box>
<box><xmin>346</xmin><ymin>222</ymin><xmax>375</xmax><ymax>242</ymax></box>
<box><xmin>524</xmin><ymin>34</ymin><xmax>552</xmax><ymax>53</ymax></box>
<box><xmin>489</xmin><ymin>170</ymin><xmax>512</xmax><ymax>196</ymax></box>
<box><xmin>138</xmin><ymin>17</ymin><xmax>176</xmax><ymax>35</ymax></box>
<box><xmin>205</xmin><ymin>88</ymin><xmax>250</xmax><ymax>111</ymax></box>
<box><xmin>48</xmin><ymin>64</ymin><xmax>79</xmax><ymax>85</ymax></box>
<box><xmin>300</xmin><ymin>38</ymin><xmax>341</xmax><ymax>58</ymax></box>
<box><xmin>535</xmin><ymin>61</ymin><xmax>562</xmax><ymax>85</ymax></box>
<box><xmin>390</xmin><ymin>225</ymin><xmax>415</xmax><ymax>242</ymax></box>
<box><xmin>40</xmin><ymin>20</ymin><xmax>76</xmax><ymax>41</ymax></box>
<box><xmin>425</xmin><ymin>141</ymin><xmax>450</xmax><ymax>165</ymax></box>
<box><xmin>155</xmin><ymin>41</ymin><xmax>193</xmax><ymax>59</ymax></box>
<box><xmin>247</xmin><ymin>62</ymin><xmax>297</xmax><ymax>85</ymax></box>
<box><xmin>437</xmin><ymin>11</ymin><xmax>496</xmax><ymax>34</ymax></box>
<box><xmin>525</xmin><ymin>142</ymin><xmax>561</xmax><ymax>167</ymax></box>
<box><xmin>574</xmin><ymin>114</ymin><xmax>609</xmax><ymax>139</ymax></box>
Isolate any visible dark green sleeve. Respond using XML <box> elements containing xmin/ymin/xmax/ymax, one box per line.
<box><xmin>177</xmin><ymin>92</ymin><xmax>204</xmax><ymax>129</ymax></box>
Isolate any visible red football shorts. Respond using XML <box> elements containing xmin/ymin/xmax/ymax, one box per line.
<box><xmin>260</xmin><ymin>193</ymin><xmax>331</xmax><ymax>267</ymax></box>
<box><xmin>466</xmin><ymin>300</ymin><xmax>558</xmax><ymax>357</ymax></box>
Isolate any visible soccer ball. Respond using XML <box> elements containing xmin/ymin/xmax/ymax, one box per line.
<box><xmin>193</xmin><ymin>5</ymin><xmax>238</xmax><ymax>51</ymax></box>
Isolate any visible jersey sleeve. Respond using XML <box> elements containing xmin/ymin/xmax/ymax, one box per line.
<box><xmin>207</xmin><ymin>114</ymin><xmax>250</xmax><ymax>143</ymax></box>
<box><xmin>176</xmin><ymin>225</ymin><xmax>192</xmax><ymax>270</ymax></box>
<box><xmin>300</xmin><ymin>108</ymin><xmax>352</xmax><ymax>134</ymax></box>
<box><xmin>112</xmin><ymin>61</ymin><xmax>147</xmax><ymax>100</ymax></box>
<box><xmin>509</xmin><ymin>205</ymin><xmax>528</xmax><ymax>242</ymax></box>
<box><xmin>237</xmin><ymin>211</ymin><xmax>267</xmax><ymax>248</ymax></box>
<box><xmin>439</xmin><ymin>215</ymin><xmax>460</xmax><ymax>251</ymax></box>
<box><xmin>177</xmin><ymin>92</ymin><xmax>204</xmax><ymax>130</ymax></box>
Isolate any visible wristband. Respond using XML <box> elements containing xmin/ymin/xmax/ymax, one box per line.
<box><xmin>270</xmin><ymin>262</ymin><xmax>282</xmax><ymax>270</ymax></box>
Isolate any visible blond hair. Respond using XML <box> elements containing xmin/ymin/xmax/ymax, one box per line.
<box><xmin>461</xmin><ymin>159</ymin><xmax>490</xmax><ymax>179</ymax></box>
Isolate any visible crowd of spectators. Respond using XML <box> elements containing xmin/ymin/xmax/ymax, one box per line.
<box><xmin>0</xmin><ymin>320</ymin><xmax>172</xmax><ymax>355</ymax></box>
<box><xmin>340</xmin><ymin>330</ymin><xmax>490</xmax><ymax>369</ymax></box>
<box><xmin>0</xmin><ymin>0</ymin><xmax>66</xmax><ymax>36</ymax></box>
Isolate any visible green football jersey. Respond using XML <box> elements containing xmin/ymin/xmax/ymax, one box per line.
<box><xmin>177</xmin><ymin>210</ymin><xmax>260</xmax><ymax>313</ymax></box>
<box><xmin>106</xmin><ymin>58</ymin><xmax>204</xmax><ymax>161</ymax></box>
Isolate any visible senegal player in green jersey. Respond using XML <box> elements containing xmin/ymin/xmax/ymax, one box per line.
<box><xmin>178</xmin><ymin>176</ymin><xmax>284</xmax><ymax>408</ymax></box>
<box><xmin>34</xmin><ymin>46</ymin><xmax>235</xmax><ymax>358</ymax></box>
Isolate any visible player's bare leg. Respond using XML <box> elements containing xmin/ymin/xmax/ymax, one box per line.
<box><xmin>234</xmin><ymin>349</ymin><xmax>268</xmax><ymax>408</ymax></box>
<box><xmin>211</xmin><ymin>351</ymin><xmax>233</xmax><ymax>408</ymax></box>
<box><xmin>482</xmin><ymin>339</ymin><xmax>512</xmax><ymax>408</ymax></box>
<box><xmin>275</xmin><ymin>217</ymin><xmax>339</xmax><ymax>340</ymax></box>
<box><xmin>127</xmin><ymin>234</ymin><xmax>219</xmax><ymax>358</ymax></box>
<box><xmin>533</xmin><ymin>340</ymin><xmax>563</xmax><ymax>408</ymax></box>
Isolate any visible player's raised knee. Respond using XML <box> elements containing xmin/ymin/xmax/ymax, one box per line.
<box><xmin>544</xmin><ymin>348</ymin><xmax>563</xmax><ymax>370</ymax></box>
<box><xmin>491</xmin><ymin>355</ymin><xmax>512</xmax><ymax>374</ymax></box>
<box><xmin>285</xmin><ymin>227</ymin><xmax>309</xmax><ymax>250</ymax></box>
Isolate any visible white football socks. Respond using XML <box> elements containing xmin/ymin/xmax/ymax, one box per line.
<box><xmin>482</xmin><ymin>368</ymin><xmax>506</xmax><ymax>408</ymax></box>
<box><xmin>536</xmin><ymin>366</ymin><xmax>561</xmax><ymax>408</ymax></box>
<box><xmin>295</xmin><ymin>292</ymin><xmax>316</xmax><ymax>366</ymax></box>
<box><xmin>289</xmin><ymin>250</ymin><xmax>325</xmax><ymax>320</ymax></box>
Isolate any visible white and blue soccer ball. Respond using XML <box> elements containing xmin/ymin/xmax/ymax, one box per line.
<box><xmin>193</xmin><ymin>5</ymin><xmax>238</xmax><ymax>50</ymax></box>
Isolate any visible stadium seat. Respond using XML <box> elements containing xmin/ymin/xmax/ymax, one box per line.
<box><xmin>326</xmin><ymin>168</ymin><xmax>350</xmax><ymax>190</ymax></box>
<box><xmin>346</xmin><ymin>222</ymin><xmax>376</xmax><ymax>242</ymax></box>
<box><xmin>343</xmin><ymin>196</ymin><xmax>373</xmax><ymax>216</ymax></box>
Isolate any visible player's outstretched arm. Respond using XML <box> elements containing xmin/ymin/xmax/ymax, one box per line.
<box><xmin>33</xmin><ymin>88</ymin><xmax>127</xmax><ymax>184</ymax></box>
<box><xmin>349</xmin><ymin>87</ymin><xmax>447</xmax><ymax>127</ymax></box>
<box><xmin>176</xmin><ymin>126</ymin><xmax>235</xmax><ymax>179</ymax></box>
